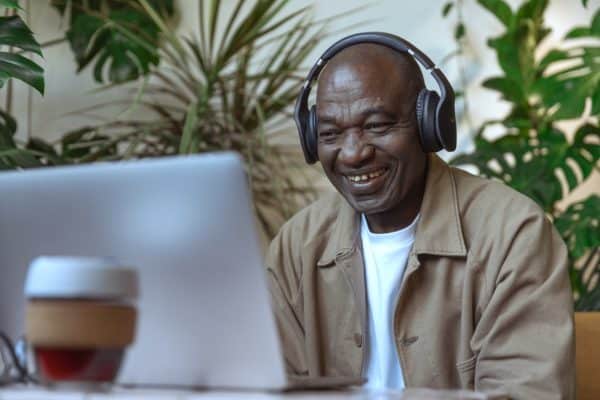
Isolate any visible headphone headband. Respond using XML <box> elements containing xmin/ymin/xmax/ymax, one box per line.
<box><xmin>294</xmin><ymin>32</ymin><xmax>456</xmax><ymax>164</ymax></box>
<box><xmin>322</xmin><ymin>32</ymin><xmax>435</xmax><ymax>71</ymax></box>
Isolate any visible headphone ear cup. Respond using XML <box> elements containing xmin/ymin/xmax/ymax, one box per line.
<box><xmin>416</xmin><ymin>90</ymin><xmax>442</xmax><ymax>152</ymax></box>
<box><xmin>305</xmin><ymin>105</ymin><xmax>319</xmax><ymax>163</ymax></box>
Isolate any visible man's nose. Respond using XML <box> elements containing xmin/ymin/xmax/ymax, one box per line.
<box><xmin>338</xmin><ymin>129</ymin><xmax>374</xmax><ymax>166</ymax></box>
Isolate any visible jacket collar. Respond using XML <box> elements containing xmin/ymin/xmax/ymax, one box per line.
<box><xmin>412</xmin><ymin>153</ymin><xmax>467</xmax><ymax>257</ymax></box>
<box><xmin>317</xmin><ymin>153</ymin><xmax>467</xmax><ymax>267</ymax></box>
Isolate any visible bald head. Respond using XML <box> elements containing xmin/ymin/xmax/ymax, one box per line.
<box><xmin>316</xmin><ymin>43</ymin><xmax>425</xmax><ymax>113</ymax></box>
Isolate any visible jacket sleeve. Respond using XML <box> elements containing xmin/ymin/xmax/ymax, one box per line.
<box><xmin>472</xmin><ymin>210</ymin><xmax>575</xmax><ymax>399</ymax></box>
<box><xmin>265</xmin><ymin>225</ymin><xmax>308</xmax><ymax>376</ymax></box>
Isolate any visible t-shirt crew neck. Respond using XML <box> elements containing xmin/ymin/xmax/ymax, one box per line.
<box><xmin>360</xmin><ymin>212</ymin><xmax>419</xmax><ymax>390</ymax></box>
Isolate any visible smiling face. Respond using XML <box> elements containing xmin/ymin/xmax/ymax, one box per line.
<box><xmin>316</xmin><ymin>44</ymin><xmax>427</xmax><ymax>232</ymax></box>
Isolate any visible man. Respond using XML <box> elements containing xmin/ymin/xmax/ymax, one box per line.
<box><xmin>266</xmin><ymin>34</ymin><xmax>574</xmax><ymax>399</ymax></box>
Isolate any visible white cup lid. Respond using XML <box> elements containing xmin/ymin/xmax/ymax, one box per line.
<box><xmin>24</xmin><ymin>256</ymin><xmax>138</xmax><ymax>300</ymax></box>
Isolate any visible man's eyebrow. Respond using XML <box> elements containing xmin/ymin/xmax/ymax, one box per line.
<box><xmin>318</xmin><ymin>116</ymin><xmax>338</xmax><ymax>124</ymax></box>
<box><xmin>360</xmin><ymin>107</ymin><xmax>396</xmax><ymax>119</ymax></box>
<box><xmin>318</xmin><ymin>107</ymin><xmax>397</xmax><ymax>124</ymax></box>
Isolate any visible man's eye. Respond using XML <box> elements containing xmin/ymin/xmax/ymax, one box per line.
<box><xmin>319</xmin><ymin>130</ymin><xmax>340</xmax><ymax>141</ymax></box>
<box><xmin>364</xmin><ymin>122</ymin><xmax>394</xmax><ymax>133</ymax></box>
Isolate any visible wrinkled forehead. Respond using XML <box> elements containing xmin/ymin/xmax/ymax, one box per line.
<box><xmin>316</xmin><ymin>63</ymin><xmax>401</xmax><ymax>102</ymax></box>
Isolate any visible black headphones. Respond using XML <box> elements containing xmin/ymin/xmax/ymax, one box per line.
<box><xmin>294</xmin><ymin>32</ymin><xmax>457</xmax><ymax>164</ymax></box>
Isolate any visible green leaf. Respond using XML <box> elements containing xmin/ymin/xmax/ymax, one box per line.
<box><xmin>571</xmin><ymin>124</ymin><xmax>600</xmax><ymax>162</ymax></box>
<box><xmin>449</xmin><ymin>122</ymin><xmax>598</xmax><ymax>212</ymax></box>
<box><xmin>538</xmin><ymin>49</ymin><xmax>568</xmax><ymax>72</ymax></box>
<box><xmin>483</xmin><ymin>76</ymin><xmax>525</xmax><ymax>104</ymax></box>
<box><xmin>0</xmin><ymin>112</ymin><xmax>46</xmax><ymax>168</ymax></box>
<box><xmin>454</xmin><ymin>23</ymin><xmax>465</xmax><ymax>40</ymax></box>
<box><xmin>66</xmin><ymin>12</ymin><xmax>157</xmax><ymax>83</ymax></box>
<box><xmin>25</xmin><ymin>138</ymin><xmax>65</xmax><ymax>165</ymax></box>
<box><xmin>487</xmin><ymin>34</ymin><xmax>523</xmax><ymax>85</ymax></box>
<box><xmin>59</xmin><ymin>127</ymin><xmax>116</xmax><ymax>160</ymax></box>
<box><xmin>555</xmin><ymin>195</ymin><xmax>599</xmax><ymax>274</ymax></box>
<box><xmin>0</xmin><ymin>51</ymin><xmax>44</xmax><ymax>94</ymax></box>
<box><xmin>537</xmin><ymin>46</ymin><xmax>600</xmax><ymax>120</ymax></box>
<box><xmin>592</xmin><ymin>81</ymin><xmax>600</xmax><ymax>115</ymax></box>
<box><xmin>477</xmin><ymin>0</ymin><xmax>513</xmax><ymax>28</ymax></box>
<box><xmin>0</xmin><ymin>0</ymin><xmax>21</xmax><ymax>10</ymax></box>
<box><xmin>555</xmin><ymin>124</ymin><xmax>599</xmax><ymax>196</ymax></box>
<box><xmin>208</xmin><ymin>0</ymin><xmax>221</xmax><ymax>55</ymax></box>
<box><xmin>179</xmin><ymin>102</ymin><xmax>199</xmax><ymax>154</ymax></box>
<box><xmin>538</xmin><ymin>76</ymin><xmax>585</xmax><ymax>119</ymax></box>
<box><xmin>0</xmin><ymin>109</ymin><xmax>16</xmax><ymax>149</ymax></box>
<box><xmin>576</xmin><ymin>283</ymin><xmax>600</xmax><ymax>312</ymax></box>
<box><xmin>0</xmin><ymin>16</ymin><xmax>42</xmax><ymax>56</ymax></box>
<box><xmin>566</xmin><ymin>27</ymin><xmax>591</xmax><ymax>38</ymax></box>
<box><xmin>52</xmin><ymin>0</ymin><xmax>175</xmax><ymax>84</ymax></box>
<box><xmin>0</xmin><ymin>147</ymin><xmax>42</xmax><ymax>168</ymax></box>
<box><xmin>442</xmin><ymin>2</ymin><xmax>454</xmax><ymax>17</ymax></box>
<box><xmin>592</xmin><ymin>9</ymin><xmax>600</xmax><ymax>35</ymax></box>
<box><xmin>581</xmin><ymin>0</ymin><xmax>589</xmax><ymax>7</ymax></box>
<box><xmin>565</xmin><ymin>9</ymin><xmax>599</xmax><ymax>38</ymax></box>
<box><xmin>26</xmin><ymin>137</ymin><xmax>56</xmax><ymax>156</ymax></box>
<box><xmin>0</xmin><ymin>15</ymin><xmax>44</xmax><ymax>93</ymax></box>
<box><xmin>515</xmin><ymin>0</ymin><xmax>548</xmax><ymax>21</ymax></box>
<box><xmin>484</xmin><ymin>0</ymin><xmax>548</xmax><ymax>86</ymax></box>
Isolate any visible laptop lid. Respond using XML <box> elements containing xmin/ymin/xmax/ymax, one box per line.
<box><xmin>0</xmin><ymin>152</ymin><xmax>288</xmax><ymax>389</ymax></box>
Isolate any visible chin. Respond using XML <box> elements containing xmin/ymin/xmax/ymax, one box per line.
<box><xmin>348</xmin><ymin>196</ymin><xmax>389</xmax><ymax>215</ymax></box>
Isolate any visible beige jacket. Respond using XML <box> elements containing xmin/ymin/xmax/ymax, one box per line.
<box><xmin>266</xmin><ymin>154</ymin><xmax>575</xmax><ymax>399</ymax></box>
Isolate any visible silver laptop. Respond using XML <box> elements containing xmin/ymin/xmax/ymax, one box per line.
<box><xmin>0</xmin><ymin>152</ymin><xmax>360</xmax><ymax>390</ymax></box>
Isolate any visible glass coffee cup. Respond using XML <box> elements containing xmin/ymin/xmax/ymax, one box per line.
<box><xmin>24</xmin><ymin>256</ymin><xmax>138</xmax><ymax>385</ymax></box>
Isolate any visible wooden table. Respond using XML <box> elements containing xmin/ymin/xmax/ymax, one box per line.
<box><xmin>0</xmin><ymin>386</ymin><xmax>508</xmax><ymax>400</ymax></box>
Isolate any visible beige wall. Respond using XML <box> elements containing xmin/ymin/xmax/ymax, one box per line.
<box><xmin>3</xmin><ymin>0</ymin><xmax>598</xmax><ymax>206</ymax></box>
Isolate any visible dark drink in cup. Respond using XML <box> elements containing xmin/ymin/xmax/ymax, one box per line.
<box><xmin>24</xmin><ymin>256</ymin><xmax>138</xmax><ymax>384</ymax></box>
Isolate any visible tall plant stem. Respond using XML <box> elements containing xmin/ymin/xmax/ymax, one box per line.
<box><xmin>39</xmin><ymin>37</ymin><xmax>67</xmax><ymax>49</ymax></box>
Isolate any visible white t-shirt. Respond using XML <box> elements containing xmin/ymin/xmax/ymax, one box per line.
<box><xmin>360</xmin><ymin>213</ymin><xmax>419</xmax><ymax>390</ymax></box>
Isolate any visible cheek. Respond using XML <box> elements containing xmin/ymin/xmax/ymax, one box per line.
<box><xmin>385</xmin><ymin>136</ymin><xmax>426</xmax><ymax>184</ymax></box>
<box><xmin>318</xmin><ymin>142</ymin><xmax>339</xmax><ymax>161</ymax></box>
<box><xmin>380</xmin><ymin>132</ymin><xmax>422</xmax><ymax>157</ymax></box>
<box><xmin>318</xmin><ymin>146</ymin><xmax>339</xmax><ymax>178</ymax></box>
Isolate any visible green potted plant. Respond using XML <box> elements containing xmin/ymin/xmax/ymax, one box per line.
<box><xmin>447</xmin><ymin>0</ymin><xmax>599</xmax><ymax>308</ymax></box>
<box><xmin>443</xmin><ymin>0</ymin><xmax>598</xmax><ymax>397</ymax></box>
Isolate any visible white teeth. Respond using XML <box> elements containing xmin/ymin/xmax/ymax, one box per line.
<box><xmin>348</xmin><ymin>169</ymin><xmax>386</xmax><ymax>183</ymax></box>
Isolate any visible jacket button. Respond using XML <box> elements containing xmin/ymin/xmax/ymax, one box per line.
<box><xmin>353</xmin><ymin>333</ymin><xmax>363</xmax><ymax>348</ymax></box>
